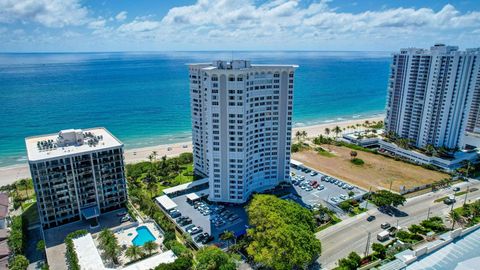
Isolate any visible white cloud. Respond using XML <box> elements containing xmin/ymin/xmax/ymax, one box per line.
<box><xmin>2</xmin><ymin>0</ymin><xmax>480</xmax><ymax>51</ymax></box>
<box><xmin>115</xmin><ymin>11</ymin><xmax>127</xmax><ymax>21</ymax></box>
<box><xmin>0</xmin><ymin>0</ymin><xmax>89</xmax><ymax>27</ymax></box>
<box><xmin>148</xmin><ymin>0</ymin><xmax>480</xmax><ymax>49</ymax></box>
<box><xmin>88</xmin><ymin>19</ymin><xmax>106</xmax><ymax>30</ymax></box>
<box><xmin>117</xmin><ymin>19</ymin><xmax>161</xmax><ymax>33</ymax></box>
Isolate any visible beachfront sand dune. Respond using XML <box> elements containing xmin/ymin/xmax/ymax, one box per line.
<box><xmin>0</xmin><ymin>116</ymin><xmax>384</xmax><ymax>186</ymax></box>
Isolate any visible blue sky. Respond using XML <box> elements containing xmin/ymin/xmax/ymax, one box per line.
<box><xmin>0</xmin><ymin>0</ymin><xmax>479</xmax><ymax>52</ymax></box>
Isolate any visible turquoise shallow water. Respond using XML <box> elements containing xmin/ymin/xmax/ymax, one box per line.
<box><xmin>132</xmin><ymin>226</ymin><xmax>156</xmax><ymax>246</ymax></box>
<box><xmin>0</xmin><ymin>51</ymin><xmax>390</xmax><ymax>166</ymax></box>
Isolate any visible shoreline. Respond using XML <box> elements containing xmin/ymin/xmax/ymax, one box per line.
<box><xmin>0</xmin><ymin>115</ymin><xmax>384</xmax><ymax>186</ymax></box>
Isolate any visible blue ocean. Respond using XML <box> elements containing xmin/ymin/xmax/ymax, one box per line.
<box><xmin>0</xmin><ymin>51</ymin><xmax>391</xmax><ymax>166</ymax></box>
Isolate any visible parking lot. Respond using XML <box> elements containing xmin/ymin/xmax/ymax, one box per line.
<box><xmin>168</xmin><ymin>191</ymin><xmax>248</xmax><ymax>248</ymax></box>
<box><xmin>289</xmin><ymin>165</ymin><xmax>367</xmax><ymax>211</ymax></box>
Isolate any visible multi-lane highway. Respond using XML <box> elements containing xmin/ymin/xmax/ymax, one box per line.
<box><xmin>316</xmin><ymin>180</ymin><xmax>480</xmax><ymax>269</ymax></box>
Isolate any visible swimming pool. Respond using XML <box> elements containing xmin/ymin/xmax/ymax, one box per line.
<box><xmin>132</xmin><ymin>226</ymin><xmax>156</xmax><ymax>246</ymax></box>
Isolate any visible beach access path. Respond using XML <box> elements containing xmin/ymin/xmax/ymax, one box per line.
<box><xmin>0</xmin><ymin>116</ymin><xmax>384</xmax><ymax>186</ymax></box>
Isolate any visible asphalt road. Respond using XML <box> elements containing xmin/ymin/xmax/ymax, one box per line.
<box><xmin>316</xmin><ymin>180</ymin><xmax>480</xmax><ymax>270</ymax></box>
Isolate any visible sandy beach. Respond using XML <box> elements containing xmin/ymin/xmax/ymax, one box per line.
<box><xmin>0</xmin><ymin>116</ymin><xmax>384</xmax><ymax>186</ymax></box>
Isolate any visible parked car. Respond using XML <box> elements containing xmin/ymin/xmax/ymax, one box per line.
<box><xmin>170</xmin><ymin>210</ymin><xmax>181</xmax><ymax>218</ymax></box>
<box><xmin>201</xmin><ymin>234</ymin><xmax>215</xmax><ymax>244</ymax></box>
<box><xmin>194</xmin><ymin>233</ymin><xmax>207</xmax><ymax>242</ymax></box>
<box><xmin>318</xmin><ymin>184</ymin><xmax>325</xmax><ymax>190</ymax></box>
<box><xmin>188</xmin><ymin>226</ymin><xmax>203</xmax><ymax>235</ymax></box>
<box><xmin>184</xmin><ymin>224</ymin><xmax>195</xmax><ymax>232</ymax></box>
<box><xmin>339</xmin><ymin>194</ymin><xmax>348</xmax><ymax>200</ymax></box>
<box><xmin>453</xmin><ymin>187</ymin><xmax>461</xmax><ymax>192</ymax></box>
<box><xmin>310</xmin><ymin>171</ymin><xmax>318</xmax><ymax>176</ymax></box>
<box><xmin>367</xmin><ymin>215</ymin><xmax>376</xmax><ymax>222</ymax></box>
<box><xmin>228</xmin><ymin>214</ymin><xmax>239</xmax><ymax>222</ymax></box>
<box><xmin>179</xmin><ymin>218</ymin><xmax>192</xmax><ymax>226</ymax></box>
<box><xmin>380</xmin><ymin>222</ymin><xmax>391</xmax><ymax>229</ymax></box>
<box><xmin>120</xmin><ymin>215</ymin><xmax>131</xmax><ymax>223</ymax></box>
<box><xmin>116</xmin><ymin>211</ymin><xmax>127</xmax><ymax>217</ymax></box>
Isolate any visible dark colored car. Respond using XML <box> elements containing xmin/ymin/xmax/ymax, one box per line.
<box><xmin>202</xmin><ymin>235</ymin><xmax>214</xmax><ymax>244</ymax></box>
<box><xmin>367</xmin><ymin>215</ymin><xmax>376</xmax><ymax>222</ymax></box>
<box><xmin>380</xmin><ymin>222</ymin><xmax>391</xmax><ymax>229</ymax></box>
<box><xmin>194</xmin><ymin>232</ymin><xmax>207</xmax><ymax>242</ymax></box>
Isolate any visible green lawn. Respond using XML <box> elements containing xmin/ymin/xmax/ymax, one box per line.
<box><xmin>348</xmin><ymin>206</ymin><xmax>367</xmax><ymax>217</ymax></box>
<box><xmin>155</xmin><ymin>164</ymin><xmax>196</xmax><ymax>195</ymax></box>
<box><xmin>172</xmin><ymin>164</ymin><xmax>195</xmax><ymax>185</ymax></box>
<box><xmin>315</xmin><ymin>147</ymin><xmax>335</xmax><ymax>158</ymax></box>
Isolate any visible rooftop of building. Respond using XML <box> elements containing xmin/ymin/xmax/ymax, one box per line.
<box><xmin>188</xmin><ymin>60</ymin><xmax>298</xmax><ymax>70</ymax></box>
<box><xmin>25</xmin><ymin>127</ymin><xmax>123</xmax><ymax>162</ymax></box>
<box><xmin>399</xmin><ymin>44</ymin><xmax>480</xmax><ymax>55</ymax></box>
<box><xmin>0</xmin><ymin>194</ymin><xmax>7</xmax><ymax>219</ymax></box>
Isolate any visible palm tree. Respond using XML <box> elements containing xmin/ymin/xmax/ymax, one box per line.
<box><xmin>98</xmin><ymin>229</ymin><xmax>121</xmax><ymax>264</ymax></box>
<box><xmin>396</xmin><ymin>138</ymin><xmax>410</xmax><ymax>149</ymax></box>
<box><xmin>301</xmin><ymin>130</ymin><xmax>307</xmax><ymax>141</ymax></box>
<box><xmin>333</xmin><ymin>126</ymin><xmax>342</xmax><ymax>137</ymax></box>
<box><xmin>462</xmin><ymin>160</ymin><xmax>473</xmax><ymax>177</ymax></box>
<box><xmin>425</xmin><ymin>144</ymin><xmax>436</xmax><ymax>156</ymax></box>
<box><xmin>448</xmin><ymin>210</ymin><xmax>463</xmax><ymax>230</ymax></box>
<box><xmin>98</xmin><ymin>229</ymin><xmax>112</xmax><ymax>247</ymax></box>
<box><xmin>19</xmin><ymin>178</ymin><xmax>30</xmax><ymax>198</ymax></box>
<box><xmin>295</xmin><ymin>131</ymin><xmax>302</xmax><ymax>142</ymax></box>
<box><xmin>125</xmin><ymin>245</ymin><xmax>144</xmax><ymax>261</ymax></box>
<box><xmin>324</xmin><ymin>128</ymin><xmax>331</xmax><ymax>137</ymax></box>
<box><xmin>143</xmin><ymin>241</ymin><xmax>158</xmax><ymax>255</ymax></box>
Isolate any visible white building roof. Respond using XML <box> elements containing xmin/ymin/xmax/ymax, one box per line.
<box><xmin>25</xmin><ymin>127</ymin><xmax>123</xmax><ymax>162</ymax></box>
<box><xmin>74</xmin><ymin>233</ymin><xmax>177</xmax><ymax>270</ymax></box>
<box><xmin>185</xmin><ymin>190</ymin><xmax>208</xmax><ymax>201</ymax></box>
<box><xmin>122</xmin><ymin>250</ymin><xmax>176</xmax><ymax>270</ymax></box>
<box><xmin>155</xmin><ymin>195</ymin><xmax>177</xmax><ymax>211</ymax></box>
<box><xmin>290</xmin><ymin>159</ymin><xmax>303</xmax><ymax>167</ymax></box>
<box><xmin>162</xmin><ymin>178</ymin><xmax>209</xmax><ymax>195</ymax></box>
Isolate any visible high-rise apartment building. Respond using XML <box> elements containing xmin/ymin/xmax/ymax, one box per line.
<box><xmin>385</xmin><ymin>44</ymin><xmax>480</xmax><ymax>150</ymax></box>
<box><xmin>189</xmin><ymin>60</ymin><xmax>297</xmax><ymax>203</ymax></box>
<box><xmin>26</xmin><ymin>128</ymin><xmax>127</xmax><ymax>229</ymax></box>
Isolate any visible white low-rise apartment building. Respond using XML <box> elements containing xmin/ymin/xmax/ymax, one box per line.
<box><xmin>189</xmin><ymin>60</ymin><xmax>297</xmax><ymax>203</ymax></box>
<box><xmin>26</xmin><ymin>128</ymin><xmax>127</xmax><ymax>229</ymax></box>
<box><xmin>385</xmin><ymin>44</ymin><xmax>480</xmax><ymax>150</ymax></box>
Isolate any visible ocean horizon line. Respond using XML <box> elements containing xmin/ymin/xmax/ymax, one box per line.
<box><xmin>0</xmin><ymin>50</ymin><xmax>394</xmax><ymax>54</ymax></box>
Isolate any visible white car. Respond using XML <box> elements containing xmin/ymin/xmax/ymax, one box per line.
<box><xmin>339</xmin><ymin>194</ymin><xmax>348</xmax><ymax>200</ymax></box>
<box><xmin>318</xmin><ymin>185</ymin><xmax>325</xmax><ymax>190</ymax></box>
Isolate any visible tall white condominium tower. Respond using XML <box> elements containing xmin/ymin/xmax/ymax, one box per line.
<box><xmin>385</xmin><ymin>44</ymin><xmax>480</xmax><ymax>150</ymax></box>
<box><xmin>26</xmin><ymin>128</ymin><xmax>127</xmax><ymax>229</ymax></box>
<box><xmin>189</xmin><ymin>60</ymin><xmax>297</xmax><ymax>203</ymax></box>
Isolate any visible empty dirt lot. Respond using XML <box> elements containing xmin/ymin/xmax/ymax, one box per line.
<box><xmin>292</xmin><ymin>145</ymin><xmax>449</xmax><ymax>192</ymax></box>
